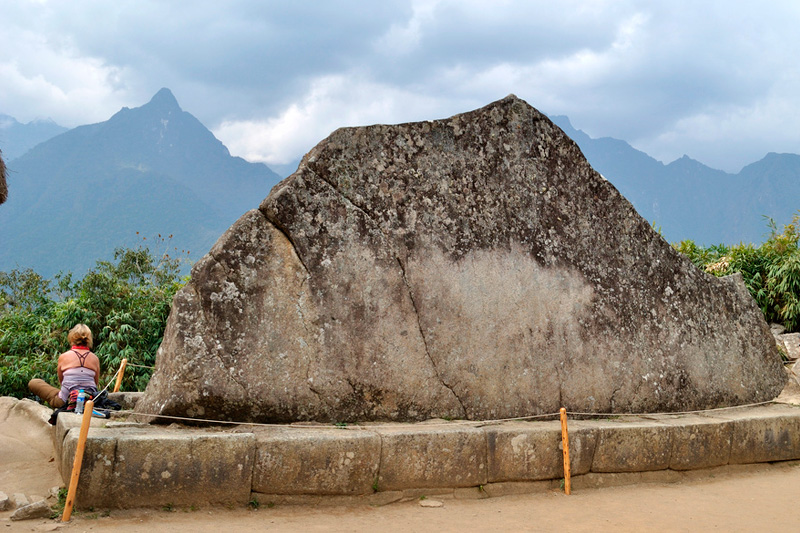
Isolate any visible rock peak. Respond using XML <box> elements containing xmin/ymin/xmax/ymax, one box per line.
<box><xmin>147</xmin><ymin>88</ymin><xmax>181</xmax><ymax>112</ymax></box>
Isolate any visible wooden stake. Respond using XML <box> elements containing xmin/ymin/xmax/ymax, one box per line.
<box><xmin>113</xmin><ymin>358</ymin><xmax>128</xmax><ymax>393</ymax></box>
<box><xmin>62</xmin><ymin>399</ymin><xmax>94</xmax><ymax>522</ymax></box>
<box><xmin>560</xmin><ymin>407</ymin><xmax>571</xmax><ymax>495</ymax></box>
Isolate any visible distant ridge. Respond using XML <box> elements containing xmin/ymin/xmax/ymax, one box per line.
<box><xmin>0</xmin><ymin>95</ymin><xmax>797</xmax><ymax>277</ymax></box>
<box><xmin>0</xmin><ymin>89</ymin><xmax>282</xmax><ymax>277</ymax></box>
<box><xmin>550</xmin><ymin>116</ymin><xmax>800</xmax><ymax>245</ymax></box>
<box><xmin>0</xmin><ymin>114</ymin><xmax>68</xmax><ymax>160</ymax></box>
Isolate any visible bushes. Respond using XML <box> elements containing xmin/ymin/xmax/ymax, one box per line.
<box><xmin>0</xmin><ymin>243</ymin><xmax>186</xmax><ymax>399</ymax></box>
<box><xmin>674</xmin><ymin>212</ymin><xmax>800</xmax><ymax>332</ymax></box>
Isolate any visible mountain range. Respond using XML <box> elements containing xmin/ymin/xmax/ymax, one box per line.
<box><xmin>550</xmin><ymin>116</ymin><xmax>800</xmax><ymax>245</ymax></box>
<box><xmin>0</xmin><ymin>114</ymin><xmax>67</xmax><ymax>161</ymax></box>
<box><xmin>0</xmin><ymin>91</ymin><xmax>797</xmax><ymax>278</ymax></box>
<box><xmin>0</xmin><ymin>89</ymin><xmax>281</xmax><ymax>277</ymax></box>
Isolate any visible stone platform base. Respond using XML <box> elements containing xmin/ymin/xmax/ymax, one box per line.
<box><xmin>54</xmin><ymin>396</ymin><xmax>800</xmax><ymax>510</ymax></box>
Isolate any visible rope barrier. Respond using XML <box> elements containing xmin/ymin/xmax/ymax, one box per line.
<box><xmin>566</xmin><ymin>399</ymin><xmax>777</xmax><ymax>418</ymax></box>
<box><xmin>123</xmin><ymin>410</ymin><xmax>565</xmax><ymax>430</ymax></box>
<box><xmin>125</xmin><ymin>362</ymin><xmax>155</xmax><ymax>370</ymax></box>
<box><xmin>118</xmin><ymin>399</ymin><xmax>781</xmax><ymax>431</ymax></box>
<box><xmin>97</xmin><ymin>364</ymin><xmax>124</xmax><ymax>395</ymax></box>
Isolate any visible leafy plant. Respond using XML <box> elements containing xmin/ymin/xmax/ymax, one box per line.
<box><xmin>674</xmin><ymin>212</ymin><xmax>800</xmax><ymax>332</ymax></box>
<box><xmin>50</xmin><ymin>487</ymin><xmax>68</xmax><ymax>519</ymax></box>
<box><xmin>0</xmin><ymin>238</ymin><xmax>188</xmax><ymax>398</ymax></box>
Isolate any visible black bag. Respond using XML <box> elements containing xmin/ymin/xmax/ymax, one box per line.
<box><xmin>93</xmin><ymin>390</ymin><xmax>122</xmax><ymax>411</ymax></box>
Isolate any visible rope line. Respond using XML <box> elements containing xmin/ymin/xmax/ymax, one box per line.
<box><xmin>124</xmin><ymin>362</ymin><xmax>155</xmax><ymax>370</ymax></box>
<box><xmin>124</xmin><ymin>410</ymin><xmax>564</xmax><ymax>430</ymax></box>
<box><xmin>97</xmin><ymin>365</ymin><xmax>123</xmax><ymax>395</ymax></box>
<box><xmin>121</xmin><ymin>399</ymin><xmax>782</xmax><ymax>431</ymax></box>
<box><xmin>567</xmin><ymin>400</ymin><xmax>777</xmax><ymax>418</ymax></box>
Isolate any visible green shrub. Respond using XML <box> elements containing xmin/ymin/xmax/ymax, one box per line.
<box><xmin>674</xmin><ymin>212</ymin><xmax>800</xmax><ymax>332</ymax></box>
<box><xmin>0</xmin><ymin>241</ymin><xmax>187</xmax><ymax>398</ymax></box>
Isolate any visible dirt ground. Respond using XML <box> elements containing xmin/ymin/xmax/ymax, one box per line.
<box><xmin>2</xmin><ymin>380</ymin><xmax>800</xmax><ymax>532</ymax></box>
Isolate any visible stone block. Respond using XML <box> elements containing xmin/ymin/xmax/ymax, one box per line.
<box><xmin>252</xmin><ymin>428</ymin><xmax>380</xmax><ymax>495</ymax></box>
<box><xmin>484</xmin><ymin>421</ymin><xmax>596</xmax><ymax>482</ymax></box>
<box><xmin>109</xmin><ymin>429</ymin><xmax>255</xmax><ymax>509</ymax></box>
<box><xmin>717</xmin><ymin>405</ymin><xmax>800</xmax><ymax>464</ymax></box>
<box><xmin>107</xmin><ymin>392</ymin><xmax>142</xmax><ymax>410</ymax></box>
<box><xmin>591</xmin><ymin>419</ymin><xmax>672</xmax><ymax>472</ymax></box>
<box><xmin>10</xmin><ymin>499</ymin><xmax>51</xmax><ymax>521</ymax></box>
<box><xmin>375</xmin><ymin>426</ymin><xmax>487</xmax><ymax>491</ymax></box>
<box><xmin>659</xmin><ymin>415</ymin><xmax>733</xmax><ymax>470</ymax></box>
<box><xmin>60</xmin><ymin>428</ymin><xmax>118</xmax><ymax>508</ymax></box>
<box><xmin>53</xmin><ymin>411</ymin><xmax>106</xmax><ymax>469</ymax></box>
<box><xmin>62</xmin><ymin>427</ymin><xmax>254</xmax><ymax>509</ymax></box>
<box><xmin>0</xmin><ymin>491</ymin><xmax>9</xmax><ymax>511</ymax></box>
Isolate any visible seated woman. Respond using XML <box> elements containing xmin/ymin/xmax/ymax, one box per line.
<box><xmin>28</xmin><ymin>324</ymin><xmax>101</xmax><ymax>408</ymax></box>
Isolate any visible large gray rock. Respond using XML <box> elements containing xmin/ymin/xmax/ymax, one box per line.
<box><xmin>137</xmin><ymin>95</ymin><xmax>784</xmax><ymax>423</ymax></box>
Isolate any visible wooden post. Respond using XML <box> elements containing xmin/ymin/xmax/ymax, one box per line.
<box><xmin>560</xmin><ymin>407</ymin><xmax>571</xmax><ymax>495</ymax></box>
<box><xmin>62</xmin><ymin>399</ymin><xmax>94</xmax><ymax>522</ymax></box>
<box><xmin>113</xmin><ymin>358</ymin><xmax>128</xmax><ymax>393</ymax></box>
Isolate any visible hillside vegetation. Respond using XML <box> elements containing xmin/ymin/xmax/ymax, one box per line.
<box><xmin>1</xmin><ymin>217</ymin><xmax>798</xmax><ymax>400</ymax></box>
<box><xmin>0</xmin><ymin>239</ymin><xmax>185</xmax><ymax>399</ymax></box>
<box><xmin>674</xmin><ymin>213</ymin><xmax>800</xmax><ymax>333</ymax></box>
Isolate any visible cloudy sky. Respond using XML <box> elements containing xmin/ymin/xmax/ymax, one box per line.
<box><xmin>2</xmin><ymin>0</ymin><xmax>799</xmax><ymax>173</ymax></box>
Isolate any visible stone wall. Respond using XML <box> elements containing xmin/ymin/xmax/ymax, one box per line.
<box><xmin>54</xmin><ymin>403</ymin><xmax>800</xmax><ymax>509</ymax></box>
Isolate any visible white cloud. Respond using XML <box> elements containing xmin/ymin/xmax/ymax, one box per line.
<box><xmin>4</xmin><ymin>0</ymin><xmax>800</xmax><ymax>172</ymax></box>
<box><xmin>0</xmin><ymin>11</ymin><xmax>133</xmax><ymax>126</ymax></box>
<box><xmin>214</xmin><ymin>74</ymin><xmax>450</xmax><ymax>165</ymax></box>
<box><xmin>373</xmin><ymin>0</ymin><xmax>439</xmax><ymax>56</ymax></box>
<box><xmin>635</xmin><ymin>71</ymin><xmax>800</xmax><ymax>172</ymax></box>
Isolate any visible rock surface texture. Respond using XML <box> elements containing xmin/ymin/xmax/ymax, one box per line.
<box><xmin>137</xmin><ymin>95</ymin><xmax>785</xmax><ymax>423</ymax></box>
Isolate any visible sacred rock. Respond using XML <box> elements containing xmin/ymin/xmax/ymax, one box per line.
<box><xmin>137</xmin><ymin>95</ymin><xmax>785</xmax><ymax>423</ymax></box>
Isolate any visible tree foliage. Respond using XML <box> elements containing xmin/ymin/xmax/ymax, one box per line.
<box><xmin>0</xmin><ymin>241</ymin><xmax>186</xmax><ymax>399</ymax></box>
<box><xmin>674</xmin><ymin>212</ymin><xmax>800</xmax><ymax>332</ymax></box>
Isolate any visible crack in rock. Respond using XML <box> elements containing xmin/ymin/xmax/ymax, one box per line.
<box><xmin>396</xmin><ymin>256</ymin><xmax>468</xmax><ymax>418</ymax></box>
<box><xmin>260</xmin><ymin>207</ymin><xmax>311</xmax><ymax>276</ymax></box>
<box><xmin>297</xmin><ymin>170</ymin><xmax>468</xmax><ymax>417</ymax></box>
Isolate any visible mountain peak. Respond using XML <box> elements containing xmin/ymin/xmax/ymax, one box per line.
<box><xmin>147</xmin><ymin>88</ymin><xmax>181</xmax><ymax>112</ymax></box>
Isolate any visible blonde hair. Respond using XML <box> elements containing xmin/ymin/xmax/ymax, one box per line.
<box><xmin>67</xmin><ymin>324</ymin><xmax>93</xmax><ymax>349</ymax></box>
